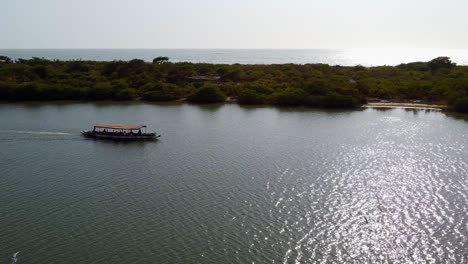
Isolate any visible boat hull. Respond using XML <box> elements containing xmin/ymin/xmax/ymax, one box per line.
<box><xmin>81</xmin><ymin>131</ymin><xmax>159</xmax><ymax>140</ymax></box>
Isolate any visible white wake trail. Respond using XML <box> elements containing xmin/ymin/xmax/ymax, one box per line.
<box><xmin>0</xmin><ymin>130</ymin><xmax>71</xmax><ymax>136</ymax></box>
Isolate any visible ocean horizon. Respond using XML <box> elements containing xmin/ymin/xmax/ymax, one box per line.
<box><xmin>1</xmin><ymin>48</ymin><xmax>468</xmax><ymax>66</ymax></box>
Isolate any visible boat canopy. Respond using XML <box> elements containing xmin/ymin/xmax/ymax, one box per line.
<box><xmin>94</xmin><ymin>123</ymin><xmax>146</xmax><ymax>130</ymax></box>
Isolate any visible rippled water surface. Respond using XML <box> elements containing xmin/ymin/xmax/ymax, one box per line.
<box><xmin>1</xmin><ymin>103</ymin><xmax>468</xmax><ymax>263</ymax></box>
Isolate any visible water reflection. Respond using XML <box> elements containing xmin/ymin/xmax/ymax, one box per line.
<box><xmin>370</xmin><ymin>107</ymin><xmax>394</xmax><ymax>112</ymax></box>
<box><xmin>83</xmin><ymin>137</ymin><xmax>158</xmax><ymax>146</ymax></box>
<box><xmin>191</xmin><ymin>103</ymin><xmax>224</xmax><ymax>112</ymax></box>
<box><xmin>445</xmin><ymin>112</ymin><xmax>468</xmax><ymax>122</ymax></box>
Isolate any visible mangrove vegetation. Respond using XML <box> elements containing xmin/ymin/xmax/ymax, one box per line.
<box><xmin>1</xmin><ymin>56</ymin><xmax>468</xmax><ymax>112</ymax></box>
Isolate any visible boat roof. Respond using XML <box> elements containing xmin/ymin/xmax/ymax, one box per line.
<box><xmin>95</xmin><ymin>123</ymin><xmax>146</xmax><ymax>130</ymax></box>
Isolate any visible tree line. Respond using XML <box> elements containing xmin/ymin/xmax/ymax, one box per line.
<box><xmin>0</xmin><ymin>56</ymin><xmax>467</xmax><ymax>112</ymax></box>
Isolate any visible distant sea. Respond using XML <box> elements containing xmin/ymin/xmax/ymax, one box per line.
<box><xmin>1</xmin><ymin>49</ymin><xmax>468</xmax><ymax>66</ymax></box>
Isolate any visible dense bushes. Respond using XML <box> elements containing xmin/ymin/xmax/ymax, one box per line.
<box><xmin>269</xmin><ymin>88</ymin><xmax>307</xmax><ymax>106</ymax></box>
<box><xmin>141</xmin><ymin>82</ymin><xmax>184</xmax><ymax>101</ymax></box>
<box><xmin>453</xmin><ymin>97</ymin><xmax>468</xmax><ymax>113</ymax></box>
<box><xmin>187</xmin><ymin>85</ymin><xmax>226</xmax><ymax>103</ymax></box>
<box><xmin>1</xmin><ymin>56</ymin><xmax>468</xmax><ymax>112</ymax></box>
<box><xmin>318</xmin><ymin>94</ymin><xmax>359</xmax><ymax>108</ymax></box>
<box><xmin>238</xmin><ymin>89</ymin><xmax>266</xmax><ymax>104</ymax></box>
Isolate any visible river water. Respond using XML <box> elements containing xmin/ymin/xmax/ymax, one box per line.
<box><xmin>0</xmin><ymin>103</ymin><xmax>467</xmax><ymax>263</ymax></box>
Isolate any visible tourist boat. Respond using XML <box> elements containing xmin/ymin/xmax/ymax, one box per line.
<box><xmin>81</xmin><ymin>123</ymin><xmax>160</xmax><ymax>140</ymax></box>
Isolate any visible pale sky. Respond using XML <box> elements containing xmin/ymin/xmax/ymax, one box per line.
<box><xmin>1</xmin><ymin>0</ymin><xmax>467</xmax><ymax>49</ymax></box>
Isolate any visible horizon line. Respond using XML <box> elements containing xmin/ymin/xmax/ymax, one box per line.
<box><xmin>1</xmin><ymin>47</ymin><xmax>468</xmax><ymax>51</ymax></box>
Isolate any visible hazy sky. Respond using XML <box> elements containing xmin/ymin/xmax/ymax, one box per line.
<box><xmin>1</xmin><ymin>0</ymin><xmax>467</xmax><ymax>49</ymax></box>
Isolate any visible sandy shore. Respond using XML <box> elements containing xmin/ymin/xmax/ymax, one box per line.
<box><xmin>363</xmin><ymin>102</ymin><xmax>447</xmax><ymax>110</ymax></box>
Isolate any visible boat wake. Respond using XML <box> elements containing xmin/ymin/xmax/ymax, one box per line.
<box><xmin>0</xmin><ymin>130</ymin><xmax>71</xmax><ymax>136</ymax></box>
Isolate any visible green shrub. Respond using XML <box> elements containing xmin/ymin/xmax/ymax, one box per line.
<box><xmin>187</xmin><ymin>84</ymin><xmax>226</xmax><ymax>103</ymax></box>
<box><xmin>268</xmin><ymin>88</ymin><xmax>307</xmax><ymax>106</ymax></box>
<box><xmin>142</xmin><ymin>90</ymin><xmax>179</xmax><ymax>101</ymax></box>
<box><xmin>115</xmin><ymin>88</ymin><xmax>137</xmax><ymax>100</ymax></box>
<box><xmin>141</xmin><ymin>82</ymin><xmax>183</xmax><ymax>101</ymax></box>
<box><xmin>238</xmin><ymin>89</ymin><xmax>266</xmax><ymax>105</ymax></box>
<box><xmin>452</xmin><ymin>97</ymin><xmax>468</xmax><ymax>113</ymax></box>
<box><xmin>321</xmin><ymin>94</ymin><xmax>359</xmax><ymax>108</ymax></box>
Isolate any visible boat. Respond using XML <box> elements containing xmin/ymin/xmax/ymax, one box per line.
<box><xmin>81</xmin><ymin>123</ymin><xmax>160</xmax><ymax>140</ymax></box>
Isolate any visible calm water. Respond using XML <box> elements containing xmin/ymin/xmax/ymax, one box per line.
<box><xmin>2</xmin><ymin>49</ymin><xmax>468</xmax><ymax>66</ymax></box>
<box><xmin>1</xmin><ymin>103</ymin><xmax>468</xmax><ymax>263</ymax></box>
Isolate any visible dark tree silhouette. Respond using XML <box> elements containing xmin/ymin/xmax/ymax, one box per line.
<box><xmin>428</xmin><ymin>57</ymin><xmax>456</xmax><ymax>73</ymax></box>
<box><xmin>152</xmin><ymin>56</ymin><xmax>169</xmax><ymax>64</ymax></box>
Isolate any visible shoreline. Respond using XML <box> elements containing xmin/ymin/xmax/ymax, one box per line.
<box><xmin>362</xmin><ymin>102</ymin><xmax>447</xmax><ymax>111</ymax></box>
<box><xmin>0</xmin><ymin>99</ymin><xmax>452</xmax><ymax>112</ymax></box>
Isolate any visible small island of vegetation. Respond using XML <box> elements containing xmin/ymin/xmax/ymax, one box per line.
<box><xmin>1</xmin><ymin>56</ymin><xmax>468</xmax><ymax>112</ymax></box>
